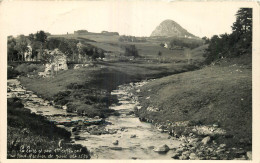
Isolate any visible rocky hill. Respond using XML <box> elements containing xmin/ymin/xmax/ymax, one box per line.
<box><xmin>151</xmin><ymin>19</ymin><xmax>196</xmax><ymax>38</ymax></box>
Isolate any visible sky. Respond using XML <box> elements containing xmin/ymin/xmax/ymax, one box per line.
<box><xmin>0</xmin><ymin>1</ymin><xmax>252</xmax><ymax>38</ymax></box>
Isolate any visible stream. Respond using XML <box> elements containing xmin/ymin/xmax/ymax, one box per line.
<box><xmin>7</xmin><ymin>78</ymin><xmax>181</xmax><ymax>159</ymax></box>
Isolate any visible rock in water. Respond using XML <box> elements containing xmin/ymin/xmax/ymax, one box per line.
<box><xmin>113</xmin><ymin>140</ymin><xmax>119</xmax><ymax>145</ymax></box>
<box><xmin>153</xmin><ymin>144</ymin><xmax>170</xmax><ymax>153</ymax></box>
<box><xmin>201</xmin><ymin>136</ymin><xmax>211</xmax><ymax>145</ymax></box>
<box><xmin>130</xmin><ymin>135</ymin><xmax>136</xmax><ymax>138</ymax></box>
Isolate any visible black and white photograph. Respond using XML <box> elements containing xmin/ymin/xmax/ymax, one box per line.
<box><xmin>0</xmin><ymin>0</ymin><xmax>259</xmax><ymax>161</ymax></box>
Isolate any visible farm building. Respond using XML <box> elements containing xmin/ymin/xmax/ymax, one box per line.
<box><xmin>24</xmin><ymin>45</ymin><xmax>33</xmax><ymax>61</ymax></box>
<box><xmin>44</xmin><ymin>48</ymin><xmax>68</xmax><ymax>76</ymax></box>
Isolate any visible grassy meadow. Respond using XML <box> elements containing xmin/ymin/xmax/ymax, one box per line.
<box><xmin>135</xmin><ymin>54</ymin><xmax>252</xmax><ymax>150</ymax></box>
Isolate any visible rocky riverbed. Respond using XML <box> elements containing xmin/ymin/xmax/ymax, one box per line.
<box><xmin>7</xmin><ymin>79</ymin><xmax>181</xmax><ymax>159</ymax></box>
<box><xmin>7</xmin><ymin>78</ymin><xmax>252</xmax><ymax>160</ymax></box>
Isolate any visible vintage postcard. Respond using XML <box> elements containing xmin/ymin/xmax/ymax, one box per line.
<box><xmin>0</xmin><ymin>0</ymin><xmax>259</xmax><ymax>162</ymax></box>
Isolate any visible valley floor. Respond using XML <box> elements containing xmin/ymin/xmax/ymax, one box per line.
<box><xmin>8</xmin><ymin>54</ymin><xmax>252</xmax><ymax>159</ymax></box>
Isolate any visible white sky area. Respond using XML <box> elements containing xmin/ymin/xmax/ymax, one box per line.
<box><xmin>0</xmin><ymin>1</ymin><xmax>249</xmax><ymax>38</ymax></box>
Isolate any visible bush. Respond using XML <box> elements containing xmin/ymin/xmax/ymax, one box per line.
<box><xmin>15</xmin><ymin>63</ymin><xmax>44</xmax><ymax>75</ymax></box>
<box><xmin>7</xmin><ymin>66</ymin><xmax>20</xmax><ymax>79</ymax></box>
<box><xmin>124</xmin><ymin>45</ymin><xmax>139</xmax><ymax>58</ymax></box>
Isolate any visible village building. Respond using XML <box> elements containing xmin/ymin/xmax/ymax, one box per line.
<box><xmin>45</xmin><ymin>48</ymin><xmax>68</xmax><ymax>74</ymax></box>
<box><xmin>24</xmin><ymin>45</ymin><xmax>33</xmax><ymax>61</ymax></box>
<box><xmin>38</xmin><ymin>48</ymin><xmax>68</xmax><ymax>77</ymax></box>
<box><xmin>74</xmin><ymin>30</ymin><xmax>88</xmax><ymax>35</ymax></box>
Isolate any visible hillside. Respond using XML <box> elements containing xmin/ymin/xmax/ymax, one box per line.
<box><xmin>49</xmin><ymin>33</ymin><xmax>204</xmax><ymax>62</ymax></box>
<box><xmin>135</xmin><ymin>55</ymin><xmax>252</xmax><ymax>151</ymax></box>
<box><xmin>151</xmin><ymin>19</ymin><xmax>196</xmax><ymax>38</ymax></box>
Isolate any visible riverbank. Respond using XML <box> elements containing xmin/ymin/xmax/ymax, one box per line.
<box><xmin>18</xmin><ymin>61</ymin><xmax>198</xmax><ymax>118</ymax></box>
<box><xmin>7</xmin><ymin>97</ymin><xmax>90</xmax><ymax>159</ymax></box>
<box><xmin>133</xmin><ymin>55</ymin><xmax>252</xmax><ymax>160</ymax></box>
<box><xmin>7</xmin><ymin>77</ymin><xmax>184</xmax><ymax>159</ymax></box>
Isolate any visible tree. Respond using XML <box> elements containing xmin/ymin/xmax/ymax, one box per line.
<box><xmin>232</xmin><ymin>8</ymin><xmax>252</xmax><ymax>35</ymax></box>
<box><xmin>124</xmin><ymin>45</ymin><xmax>139</xmax><ymax>58</ymax></box>
<box><xmin>31</xmin><ymin>41</ymin><xmax>42</xmax><ymax>60</ymax></box>
<box><xmin>35</xmin><ymin>31</ymin><xmax>48</xmax><ymax>60</ymax></box>
<box><xmin>14</xmin><ymin>35</ymin><xmax>28</xmax><ymax>61</ymax></box>
<box><xmin>7</xmin><ymin>36</ymin><xmax>18</xmax><ymax>61</ymax></box>
<box><xmin>35</xmin><ymin>30</ymin><xmax>47</xmax><ymax>43</ymax></box>
<box><xmin>202</xmin><ymin>36</ymin><xmax>210</xmax><ymax>44</ymax></box>
<box><xmin>204</xmin><ymin>8</ymin><xmax>252</xmax><ymax>64</ymax></box>
<box><xmin>67</xmin><ymin>39</ymin><xmax>79</xmax><ymax>62</ymax></box>
<box><xmin>230</xmin><ymin>8</ymin><xmax>252</xmax><ymax>55</ymax></box>
<box><xmin>28</xmin><ymin>33</ymin><xmax>35</xmax><ymax>42</ymax></box>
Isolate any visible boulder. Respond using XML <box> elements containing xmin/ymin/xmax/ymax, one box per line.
<box><xmin>235</xmin><ymin>149</ymin><xmax>246</xmax><ymax>156</ymax></box>
<box><xmin>113</xmin><ymin>140</ymin><xmax>119</xmax><ymax>145</ymax></box>
<box><xmin>189</xmin><ymin>153</ymin><xmax>199</xmax><ymax>160</ymax></box>
<box><xmin>72</xmin><ymin>127</ymin><xmax>77</xmax><ymax>132</ymax></box>
<box><xmin>210</xmin><ymin>156</ymin><xmax>218</xmax><ymax>160</ymax></box>
<box><xmin>207</xmin><ymin>148</ymin><xmax>214</xmax><ymax>153</ymax></box>
<box><xmin>130</xmin><ymin>135</ymin><xmax>136</xmax><ymax>138</ymax></box>
<box><xmin>219</xmin><ymin>144</ymin><xmax>226</xmax><ymax>148</ymax></box>
<box><xmin>246</xmin><ymin>151</ymin><xmax>252</xmax><ymax>160</ymax></box>
<box><xmin>201</xmin><ymin>136</ymin><xmax>211</xmax><ymax>145</ymax></box>
<box><xmin>153</xmin><ymin>144</ymin><xmax>170</xmax><ymax>153</ymax></box>
<box><xmin>179</xmin><ymin>154</ymin><xmax>189</xmax><ymax>160</ymax></box>
<box><xmin>182</xmin><ymin>151</ymin><xmax>191</xmax><ymax>156</ymax></box>
<box><xmin>74</xmin><ymin>136</ymin><xmax>85</xmax><ymax>140</ymax></box>
<box><xmin>213</xmin><ymin>123</ymin><xmax>219</xmax><ymax>128</ymax></box>
<box><xmin>171</xmin><ymin>152</ymin><xmax>180</xmax><ymax>159</ymax></box>
<box><xmin>176</xmin><ymin>147</ymin><xmax>184</xmax><ymax>153</ymax></box>
<box><xmin>94</xmin><ymin>116</ymin><xmax>100</xmax><ymax>119</ymax></box>
<box><xmin>191</xmin><ymin>138</ymin><xmax>200</xmax><ymax>143</ymax></box>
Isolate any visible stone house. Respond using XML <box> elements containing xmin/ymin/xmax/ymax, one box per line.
<box><xmin>164</xmin><ymin>42</ymin><xmax>168</xmax><ymax>48</ymax></box>
<box><xmin>24</xmin><ymin>45</ymin><xmax>33</xmax><ymax>61</ymax></box>
<box><xmin>44</xmin><ymin>49</ymin><xmax>68</xmax><ymax>76</ymax></box>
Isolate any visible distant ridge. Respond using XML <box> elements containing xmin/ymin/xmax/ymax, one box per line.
<box><xmin>150</xmin><ymin>19</ymin><xmax>196</xmax><ymax>38</ymax></box>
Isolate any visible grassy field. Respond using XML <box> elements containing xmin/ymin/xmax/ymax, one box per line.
<box><xmin>49</xmin><ymin>33</ymin><xmax>205</xmax><ymax>62</ymax></box>
<box><xmin>135</xmin><ymin>54</ymin><xmax>252</xmax><ymax>149</ymax></box>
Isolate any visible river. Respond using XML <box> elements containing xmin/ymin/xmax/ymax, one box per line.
<box><xmin>7</xmin><ymin>78</ymin><xmax>181</xmax><ymax>159</ymax></box>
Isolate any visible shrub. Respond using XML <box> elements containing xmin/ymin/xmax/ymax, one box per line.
<box><xmin>204</xmin><ymin>8</ymin><xmax>252</xmax><ymax>64</ymax></box>
<box><xmin>15</xmin><ymin>63</ymin><xmax>44</xmax><ymax>75</ymax></box>
<box><xmin>7</xmin><ymin>66</ymin><xmax>20</xmax><ymax>79</ymax></box>
<box><xmin>124</xmin><ymin>45</ymin><xmax>139</xmax><ymax>58</ymax></box>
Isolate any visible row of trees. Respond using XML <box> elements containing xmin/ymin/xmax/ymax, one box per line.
<box><xmin>8</xmin><ymin>31</ymin><xmax>50</xmax><ymax>62</ymax></box>
<box><xmin>44</xmin><ymin>38</ymin><xmax>105</xmax><ymax>62</ymax></box>
<box><xmin>8</xmin><ymin>31</ymin><xmax>105</xmax><ymax>62</ymax></box>
<box><xmin>204</xmin><ymin>8</ymin><xmax>252</xmax><ymax>64</ymax></box>
<box><xmin>169</xmin><ymin>37</ymin><xmax>203</xmax><ymax>49</ymax></box>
